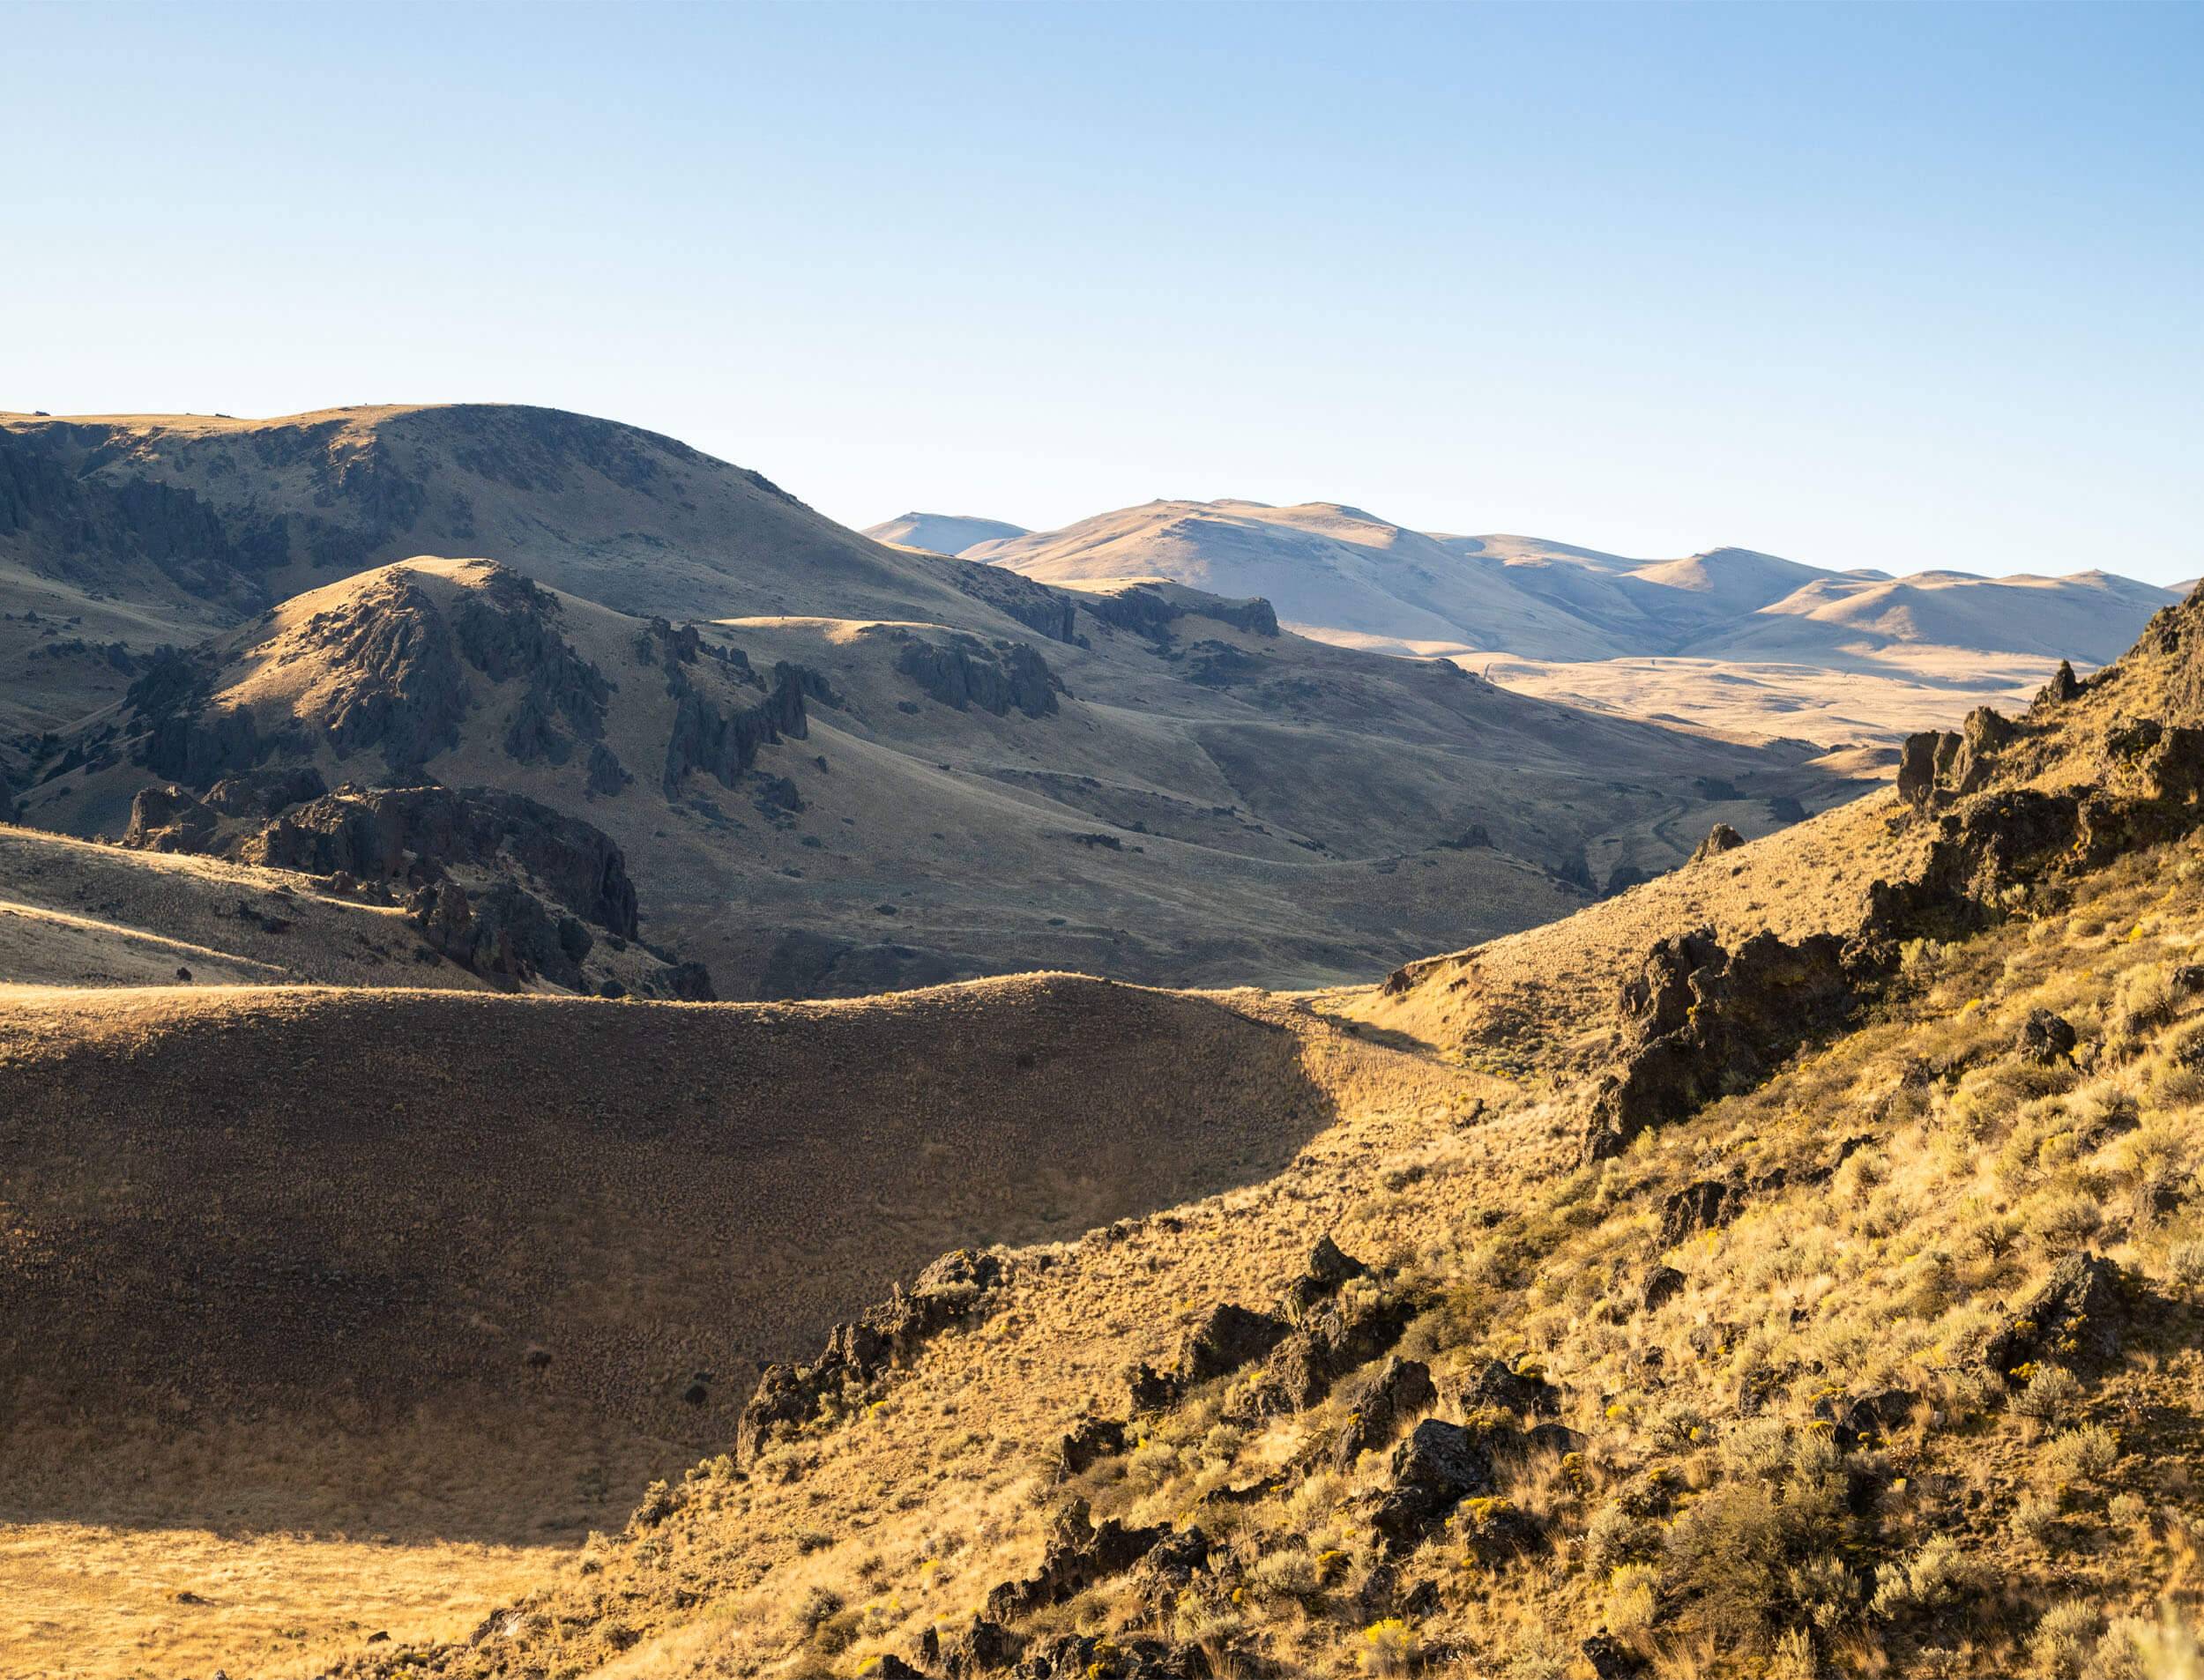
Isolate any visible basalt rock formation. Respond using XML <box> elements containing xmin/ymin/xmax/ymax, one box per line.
<box><xmin>891</xmin><ymin>631</ymin><xmax>1062</xmax><ymax>717</ymax></box>
<box><xmin>736</xmin><ymin>1248</ymin><xmax>1009</xmax><ymax>1465</ymax></box>
<box><xmin>1583</xmin><ymin>927</ymin><xmax>1857</xmax><ymax>1162</ymax></box>
<box><xmin>242</xmin><ymin>784</ymin><xmax>640</xmax><ymax>935</ymax></box>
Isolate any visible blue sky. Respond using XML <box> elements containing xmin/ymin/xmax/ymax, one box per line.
<box><xmin>4</xmin><ymin>1</ymin><xmax>2198</xmax><ymax>581</ymax></box>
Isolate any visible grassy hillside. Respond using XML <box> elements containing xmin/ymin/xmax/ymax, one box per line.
<box><xmin>14</xmin><ymin>536</ymin><xmax>1854</xmax><ymax>999</ymax></box>
<box><xmin>292</xmin><ymin>590</ymin><xmax>2204</xmax><ymax>1680</ymax></box>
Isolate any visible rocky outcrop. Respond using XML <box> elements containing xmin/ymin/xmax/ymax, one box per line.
<box><xmin>241</xmin><ymin>784</ymin><xmax>639</xmax><ymax>936</ymax></box>
<box><xmin>2036</xmin><ymin>658</ymin><xmax>2083</xmax><ymax>707</ymax></box>
<box><xmin>1333</xmin><ymin>1356</ymin><xmax>1436</xmax><ymax>1468</ymax></box>
<box><xmin>123</xmin><ymin>784</ymin><xmax>220</xmax><ymax>852</ymax></box>
<box><xmin>408</xmin><ymin>878</ymin><xmax>596</xmax><ymax>989</ymax></box>
<box><xmin>660</xmin><ymin>665</ymin><xmax>808</xmax><ymax>797</ymax></box>
<box><xmin>1231</xmin><ymin>1281</ymin><xmax>1415</xmax><ymax>1419</ymax></box>
<box><xmin>1179</xmin><ymin>1303</ymin><xmax>1292</xmax><ymax>1386</ymax></box>
<box><xmin>1660</xmin><ymin>1177</ymin><xmax>1752</xmax><ymax>1246</ymax></box>
<box><xmin>1897</xmin><ymin>706</ymin><xmax>2022</xmax><ymax>810</ymax></box>
<box><xmin>1083</xmin><ymin>584</ymin><xmax>1280</xmax><ymax>643</ymax></box>
<box><xmin>736</xmin><ymin>1249</ymin><xmax>1006</xmax><ymax>1463</ymax></box>
<box><xmin>1982</xmin><ymin>1253</ymin><xmax>2126</xmax><ymax>1380</ymax></box>
<box><xmin>980</xmin><ymin>1498</ymin><xmax>1167</xmax><ymax>1621</ymax></box>
<box><xmin>204</xmin><ymin>765</ymin><xmax>328</xmax><ymax>818</ymax></box>
<box><xmin>894</xmin><ymin>633</ymin><xmax>1061</xmax><ymax>717</ymax></box>
<box><xmin>450</xmin><ymin>566</ymin><xmax>613</xmax><ymax>766</ymax></box>
<box><xmin>1053</xmin><ymin>1416</ymin><xmax>1129</xmax><ymax>1480</ymax></box>
<box><xmin>290</xmin><ymin>570</ymin><xmax>479</xmax><ymax>772</ymax></box>
<box><xmin>1584</xmin><ymin>927</ymin><xmax>1856</xmax><ymax>1162</ymax></box>
<box><xmin>1688</xmin><ymin>823</ymin><xmax>1745</xmax><ymax>865</ymax></box>
<box><xmin>1366</xmin><ymin>1419</ymin><xmax>1494</xmax><ymax>1556</ymax></box>
<box><xmin>935</xmin><ymin>561</ymin><xmax>1083</xmax><ymax>646</ymax></box>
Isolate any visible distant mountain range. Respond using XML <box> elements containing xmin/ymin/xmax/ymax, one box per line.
<box><xmin>867</xmin><ymin>502</ymin><xmax>2182</xmax><ymax>739</ymax></box>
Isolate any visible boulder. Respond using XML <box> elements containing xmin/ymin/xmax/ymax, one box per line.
<box><xmin>1642</xmin><ymin>1266</ymin><xmax>1687</xmax><ymax>1314</ymax></box>
<box><xmin>1333</xmin><ymin>1356</ymin><xmax>1437</xmax><ymax>1468</ymax></box>
<box><xmin>1461</xmin><ymin>1357</ymin><xmax>1561</xmax><ymax>1419</ymax></box>
<box><xmin>1367</xmin><ymin>1419</ymin><xmax>1494</xmax><ymax>1556</ymax></box>
<box><xmin>1659</xmin><ymin>1178</ymin><xmax>1749</xmax><ymax>1246</ymax></box>
<box><xmin>1688</xmin><ymin>823</ymin><xmax>1745</xmax><ymax>865</ymax></box>
<box><xmin>2017</xmin><ymin>1008</ymin><xmax>2078</xmax><ymax>1066</ymax></box>
<box><xmin>1280</xmin><ymin>1234</ymin><xmax>1368</xmax><ymax>1325</ymax></box>
<box><xmin>1982</xmin><ymin>1253</ymin><xmax>2126</xmax><ymax>1380</ymax></box>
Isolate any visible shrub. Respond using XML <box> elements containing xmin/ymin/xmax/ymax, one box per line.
<box><xmin>1358</xmin><ymin>1617</ymin><xmax>1419</xmax><ymax>1676</ymax></box>
<box><xmin>2014</xmin><ymin>1491</ymin><xmax>2065</xmax><ymax>1546</ymax></box>
<box><xmin>1246</xmin><ymin>1549</ymin><xmax>1320</xmax><ymax>1603</ymax></box>
<box><xmin>1605</xmin><ymin>1562</ymin><xmax>1659</xmax><ymax>1635</ymax></box>
<box><xmin>2015</xmin><ymin>1364</ymin><xmax>2087</xmax><ymax>1429</ymax></box>
<box><xmin>1768</xmin><ymin>1626</ymin><xmax>1821</xmax><ymax>1680</ymax></box>
<box><xmin>2165</xmin><ymin>1239</ymin><xmax>2204</xmax><ymax>1293</ymax></box>
<box><xmin>1585</xmin><ymin>1499</ymin><xmax>1657</xmax><ymax>1569</ymax></box>
<box><xmin>2031</xmin><ymin>1190</ymin><xmax>2106</xmax><ymax>1254</ymax></box>
<box><xmin>2043</xmin><ymin>1424</ymin><xmax>2120</xmax><ymax>1486</ymax></box>
<box><xmin>2032</xmin><ymin>1601</ymin><xmax>2103</xmax><ymax>1679</ymax></box>
<box><xmin>790</xmin><ymin>1584</ymin><xmax>845</xmax><ymax>1639</ymax></box>
<box><xmin>1869</xmin><ymin>1535</ymin><xmax>1986</xmax><ymax>1618</ymax></box>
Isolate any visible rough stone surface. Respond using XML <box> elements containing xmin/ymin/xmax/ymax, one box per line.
<box><xmin>1584</xmin><ymin>927</ymin><xmax>1854</xmax><ymax>1161</ymax></box>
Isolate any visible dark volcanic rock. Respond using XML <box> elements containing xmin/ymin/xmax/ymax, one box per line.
<box><xmin>980</xmin><ymin>1498</ymin><xmax>1166</xmax><ymax>1621</ymax></box>
<box><xmin>1461</xmin><ymin>1357</ymin><xmax>1561</xmax><ymax>1418</ymax></box>
<box><xmin>1054</xmin><ymin>1416</ymin><xmax>1128</xmax><ymax>1479</ymax></box>
<box><xmin>203</xmin><ymin>764</ymin><xmax>327</xmax><ymax>818</ymax></box>
<box><xmin>2018</xmin><ymin>1007</ymin><xmax>2078</xmax><ymax>1066</ymax></box>
<box><xmin>737</xmin><ymin>1248</ymin><xmax>1007</xmax><ymax>1462</ymax></box>
<box><xmin>1584</xmin><ymin>927</ymin><xmax>1855</xmax><ymax>1162</ymax></box>
<box><xmin>1179</xmin><ymin>1303</ymin><xmax>1291</xmax><ymax>1386</ymax></box>
<box><xmin>894</xmin><ymin>633</ymin><xmax>1061</xmax><ymax>717</ymax></box>
<box><xmin>1982</xmin><ymin>1253</ymin><xmax>2126</xmax><ymax>1380</ymax></box>
<box><xmin>1334</xmin><ymin>1356</ymin><xmax>1437</xmax><ymax>1468</ymax></box>
<box><xmin>661</xmin><ymin>664</ymin><xmax>808</xmax><ymax>796</ymax></box>
<box><xmin>122</xmin><ymin>784</ymin><xmax>219</xmax><ymax>852</ymax></box>
<box><xmin>1688</xmin><ymin>822</ymin><xmax>1745</xmax><ymax>864</ymax></box>
<box><xmin>1367</xmin><ymin>1419</ymin><xmax>1493</xmax><ymax>1556</ymax></box>
<box><xmin>241</xmin><ymin>784</ymin><xmax>639</xmax><ymax>936</ymax></box>
<box><xmin>1642</xmin><ymin>1265</ymin><xmax>1687</xmax><ymax>1314</ymax></box>
<box><xmin>1280</xmin><ymin>1234</ymin><xmax>1368</xmax><ymax>1325</ymax></box>
<box><xmin>1659</xmin><ymin>1178</ymin><xmax>1751</xmax><ymax>1245</ymax></box>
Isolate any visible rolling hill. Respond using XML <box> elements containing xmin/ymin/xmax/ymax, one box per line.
<box><xmin>8</xmin><ymin>576</ymin><xmax>2204</xmax><ymax>1676</ymax></box>
<box><xmin>1</xmin><ymin>407</ymin><xmax>1862</xmax><ymax>999</ymax></box>
<box><xmin>919</xmin><ymin>498</ymin><xmax>2179</xmax><ymax>741</ymax></box>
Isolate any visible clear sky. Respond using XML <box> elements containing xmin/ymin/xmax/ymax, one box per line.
<box><xmin>4</xmin><ymin>1</ymin><xmax>2199</xmax><ymax>582</ymax></box>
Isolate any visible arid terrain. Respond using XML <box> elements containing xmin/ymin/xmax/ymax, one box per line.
<box><xmin>3</xmin><ymin>408</ymin><xmax>1866</xmax><ymax>1001</ymax></box>
<box><xmin>877</xmin><ymin>501</ymin><xmax>2176</xmax><ymax>742</ymax></box>
<box><xmin>5</xmin><ymin>407</ymin><xmax>2204</xmax><ymax>1680</ymax></box>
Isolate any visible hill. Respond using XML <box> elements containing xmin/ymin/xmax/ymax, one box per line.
<box><xmin>249</xmin><ymin>584</ymin><xmax>2204</xmax><ymax>1680</ymax></box>
<box><xmin>865</xmin><ymin>512</ymin><xmax>1031</xmax><ymax>554</ymax></box>
<box><xmin>972</xmin><ymin>500</ymin><xmax>2178</xmax><ymax>740</ymax></box>
<box><xmin>0</xmin><ymin>972</ymin><xmax>1448</xmax><ymax>1674</ymax></box>
<box><xmin>1</xmin><ymin>408</ymin><xmax>1864</xmax><ymax>997</ymax></box>
<box><xmin>6</xmin><ymin>583</ymin><xmax>2203</xmax><ymax>1678</ymax></box>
